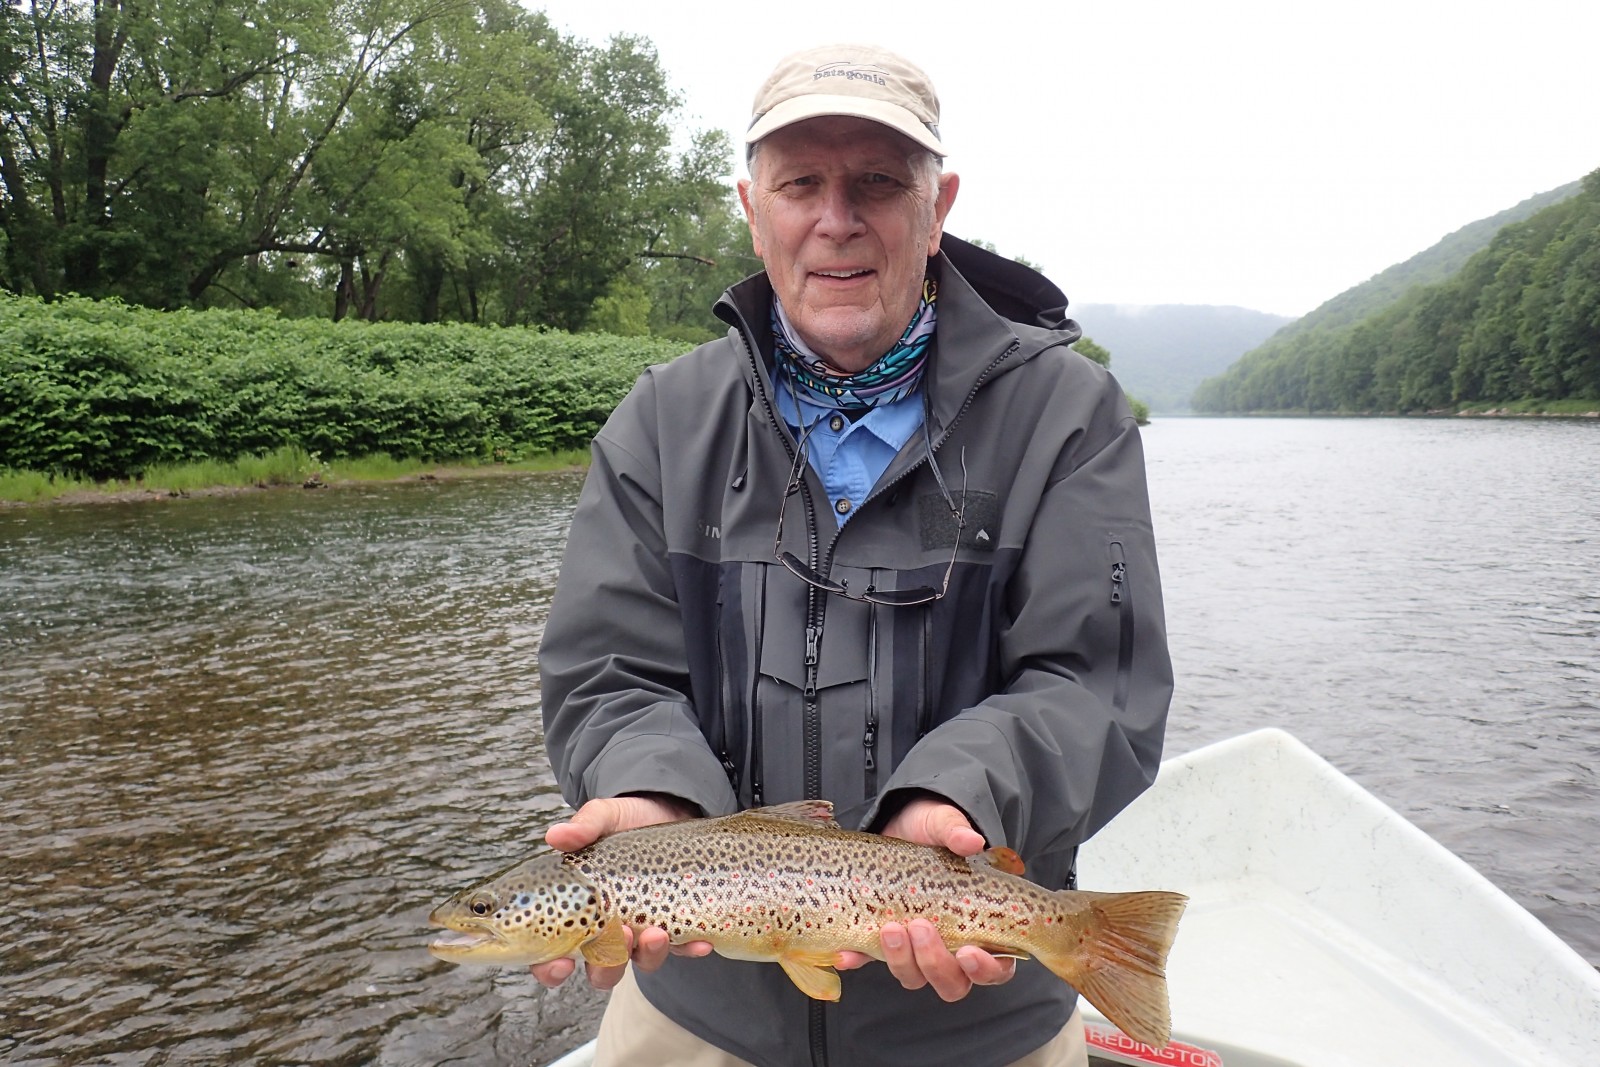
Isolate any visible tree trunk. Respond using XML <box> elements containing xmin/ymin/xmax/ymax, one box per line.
<box><xmin>65</xmin><ymin>0</ymin><xmax>129</xmax><ymax>292</ymax></box>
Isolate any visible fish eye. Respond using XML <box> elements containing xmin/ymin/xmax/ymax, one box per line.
<box><xmin>469</xmin><ymin>896</ymin><xmax>493</xmax><ymax>916</ymax></box>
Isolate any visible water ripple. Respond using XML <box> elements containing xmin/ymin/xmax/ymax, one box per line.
<box><xmin>3</xmin><ymin>422</ymin><xmax>1597</xmax><ymax>1064</ymax></box>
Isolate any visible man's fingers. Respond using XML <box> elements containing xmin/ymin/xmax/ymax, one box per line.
<box><xmin>544</xmin><ymin>795</ymin><xmax>695</xmax><ymax>853</ymax></box>
<box><xmin>879</xmin><ymin>922</ymin><xmax>928</xmax><ymax>990</ymax></box>
<box><xmin>954</xmin><ymin>945</ymin><xmax>1017</xmax><ymax>987</ymax></box>
<box><xmin>881</xmin><ymin>796</ymin><xmax>986</xmax><ymax>857</ymax></box>
<box><xmin>669</xmin><ymin>940</ymin><xmax>715</xmax><ymax>959</ymax></box>
<box><xmin>531</xmin><ymin>955</ymin><xmax>576</xmax><ymax>989</ymax></box>
<box><xmin>543</xmin><ymin>799</ymin><xmax>614</xmax><ymax>852</ymax></box>
<box><xmin>934</xmin><ymin>818</ymin><xmax>987</xmax><ymax>857</ymax></box>
<box><xmin>908</xmin><ymin>919</ymin><xmax>972</xmax><ymax>1002</ymax></box>
<box><xmin>528</xmin><ymin>918</ymin><xmax>716</xmax><ymax>991</ymax></box>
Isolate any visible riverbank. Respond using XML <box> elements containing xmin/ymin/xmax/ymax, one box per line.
<box><xmin>0</xmin><ymin>446</ymin><xmax>588</xmax><ymax>507</ymax></box>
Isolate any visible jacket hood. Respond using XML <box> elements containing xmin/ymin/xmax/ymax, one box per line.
<box><xmin>936</xmin><ymin>232</ymin><xmax>1079</xmax><ymax>335</ymax></box>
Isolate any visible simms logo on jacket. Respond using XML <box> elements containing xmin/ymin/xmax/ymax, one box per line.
<box><xmin>813</xmin><ymin>62</ymin><xmax>889</xmax><ymax>86</ymax></box>
<box><xmin>919</xmin><ymin>491</ymin><xmax>998</xmax><ymax>552</ymax></box>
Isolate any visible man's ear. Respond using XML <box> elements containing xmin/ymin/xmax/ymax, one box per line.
<box><xmin>737</xmin><ymin>179</ymin><xmax>764</xmax><ymax>259</ymax></box>
<box><xmin>927</xmin><ymin>172</ymin><xmax>960</xmax><ymax>256</ymax></box>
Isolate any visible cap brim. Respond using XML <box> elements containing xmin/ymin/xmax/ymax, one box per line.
<box><xmin>746</xmin><ymin>94</ymin><xmax>944</xmax><ymax>156</ymax></box>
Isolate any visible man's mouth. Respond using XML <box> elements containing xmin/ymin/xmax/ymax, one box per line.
<box><xmin>812</xmin><ymin>268</ymin><xmax>873</xmax><ymax>280</ymax></box>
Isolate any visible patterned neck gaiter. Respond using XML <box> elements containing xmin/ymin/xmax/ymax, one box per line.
<box><xmin>772</xmin><ymin>277</ymin><xmax>937</xmax><ymax>412</ymax></box>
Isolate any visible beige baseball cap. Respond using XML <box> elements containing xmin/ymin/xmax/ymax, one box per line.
<box><xmin>746</xmin><ymin>44</ymin><xmax>944</xmax><ymax>156</ymax></box>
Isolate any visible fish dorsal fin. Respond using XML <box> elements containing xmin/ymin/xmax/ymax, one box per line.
<box><xmin>976</xmin><ymin>846</ymin><xmax>1026</xmax><ymax>876</ymax></box>
<box><xmin>738</xmin><ymin>800</ymin><xmax>840</xmax><ymax>828</ymax></box>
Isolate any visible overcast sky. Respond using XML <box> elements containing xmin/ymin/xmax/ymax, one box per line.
<box><xmin>534</xmin><ymin>0</ymin><xmax>1600</xmax><ymax>318</ymax></box>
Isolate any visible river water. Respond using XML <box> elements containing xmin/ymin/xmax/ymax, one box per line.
<box><xmin>1</xmin><ymin>417</ymin><xmax>1596</xmax><ymax>1065</ymax></box>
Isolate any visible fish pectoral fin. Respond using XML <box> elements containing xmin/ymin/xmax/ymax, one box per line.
<box><xmin>579</xmin><ymin>922</ymin><xmax>630</xmax><ymax>968</ymax></box>
<box><xmin>735</xmin><ymin>800</ymin><xmax>841</xmax><ymax>829</ymax></box>
<box><xmin>777</xmin><ymin>949</ymin><xmax>842</xmax><ymax>1001</ymax></box>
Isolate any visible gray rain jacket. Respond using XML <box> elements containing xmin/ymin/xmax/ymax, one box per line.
<box><xmin>539</xmin><ymin>235</ymin><xmax>1173</xmax><ymax>1067</ymax></box>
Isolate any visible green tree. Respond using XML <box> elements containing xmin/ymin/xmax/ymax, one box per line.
<box><xmin>1075</xmin><ymin>336</ymin><xmax>1111</xmax><ymax>367</ymax></box>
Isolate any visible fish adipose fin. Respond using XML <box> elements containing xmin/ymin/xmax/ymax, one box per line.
<box><xmin>736</xmin><ymin>800</ymin><xmax>841</xmax><ymax>829</ymax></box>
<box><xmin>976</xmin><ymin>846</ymin><xmax>1026</xmax><ymax>876</ymax></box>
<box><xmin>579</xmin><ymin>921</ymin><xmax>630</xmax><ymax>967</ymax></box>
<box><xmin>1036</xmin><ymin>890</ymin><xmax>1188</xmax><ymax>1050</ymax></box>
<box><xmin>777</xmin><ymin>948</ymin><xmax>842</xmax><ymax>1001</ymax></box>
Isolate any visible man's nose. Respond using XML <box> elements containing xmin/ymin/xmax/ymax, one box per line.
<box><xmin>815</xmin><ymin>185</ymin><xmax>867</xmax><ymax>241</ymax></box>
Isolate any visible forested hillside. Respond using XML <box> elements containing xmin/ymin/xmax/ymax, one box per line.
<box><xmin>1072</xmin><ymin>304</ymin><xmax>1293</xmax><ymax>412</ymax></box>
<box><xmin>0</xmin><ymin>0</ymin><xmax>755</xmax><ymax>339</ymax></box>
<box><xmin>1194</xmin><ymin>172</ymin><xmax>1600</xmax><ymax>413</ymax></box>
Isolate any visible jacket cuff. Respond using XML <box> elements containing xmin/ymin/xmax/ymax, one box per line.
<box><xmin>581</xmin><ymin>731</ymin><xmax>740</xmax><ymax>819</ymax></box>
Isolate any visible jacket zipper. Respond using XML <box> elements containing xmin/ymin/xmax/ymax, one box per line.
<box><xmin>864</xmin><ymin>600</ymin><xmax>879</xmax><ymax>791</ymax></box>
<box><xmin>736</xmin><ymin>322</ymin><xmax>1036</xmax><ymax>1067</ymax></box>
<box><xmin>1109</xmin><ymin>539</ymin><xmax>1134</xmax><ymax>713</ymax></box>
<box><xmin>731</xmin><ymin>320</ymin><xmax>792</xmax><ymax>812</ymax></box>
<box><xmin>714</xmin><ymin>620</ymin><xmax>739</xmax><ymax>793</ymax></box>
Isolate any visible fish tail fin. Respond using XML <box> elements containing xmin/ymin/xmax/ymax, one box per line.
<box><xmin>1034</xmin><ymin>890</ymin><xmax>1187</xmax><ymax>1050</ymax></box>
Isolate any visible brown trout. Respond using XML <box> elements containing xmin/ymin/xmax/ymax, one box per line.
<box><xmin>428</xmin><ymin>800</ymin><xmax>1187</xmax><ymax>1048</ymax></box>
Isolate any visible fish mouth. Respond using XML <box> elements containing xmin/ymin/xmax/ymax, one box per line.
<box><xmin>427</xmin><ymin>929</ymin><xmax>500</xmax><ymax>955</ymax></box>
<box><xmin>426</xmin><ymin>911</ymin><xmax>505</xmax><ymax>958</ymax></box>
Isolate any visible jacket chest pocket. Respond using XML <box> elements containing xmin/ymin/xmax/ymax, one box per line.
<box><xmin>756</xmin><ymin>565</ymin><xmax>872</xmax><ymax>690</ymax></box>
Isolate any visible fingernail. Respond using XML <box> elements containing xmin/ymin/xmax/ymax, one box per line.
<box><xmin>883</xmin><ymin>930</ymin><xmax>905</xmax><ymax>950</ymax></box>
<box><xmin>958</xmin><ymin>954</ymin><xmax>979</xmax><ymax>976</ymax></box>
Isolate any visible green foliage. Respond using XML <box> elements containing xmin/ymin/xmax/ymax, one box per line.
<box><xmin>1074</xmin><ymin>337</ymin><xmax>1112</xmax><ymax>367</ymax></box>
<box><xmin>1072</xmin><ymin>335</ymin><xmax>1150</xmax><ymax>423</ymax></box>
<box><xmin>966</xmin><ymin>238</ymin><xmax>1044</xmax><ymax>272</ymax></box>
<box><xmin>0</xmin><ymin>0</ymin><xmax>746</xmax><ymax>335</ymax></box>
<box><xmin>0</xmin><ymin>292</ymin><xmax>678</xmax><ymax>479</ymax></box>
<box><xmin>1195</xmin><ymin>170</ymin><xmax>1600</xmax><ymax>413</ymax></box>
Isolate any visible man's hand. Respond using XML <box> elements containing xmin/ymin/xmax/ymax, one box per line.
<box><xmin>835</xmin><ymin>794</ymin><xmax>1017</xmax><ymax>1001</ymax></box>
<box><xmin>531</xmin><ymin>794</ymin><xmax>713</xmax><ymax>991</ymax></box>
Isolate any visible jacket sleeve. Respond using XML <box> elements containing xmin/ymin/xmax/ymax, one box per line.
<box><xmin>867</xmin><ymin>381</ymin><xmax>1172</xmax><ymax>864</ymax></box>
<box><xmin>538</xmin><ymin>372</ymin><xmax>740</xmax><ymax>819</ymax></box>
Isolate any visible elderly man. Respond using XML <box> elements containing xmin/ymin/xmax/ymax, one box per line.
<box><xmin>533</xmin><ymin>43</ymin><xmax>1172</xmax><ymax>1067</ymax></box>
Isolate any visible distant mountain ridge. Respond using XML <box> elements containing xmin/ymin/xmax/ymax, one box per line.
<box><xmin>1268</xmin><ymin>179</ymin><xmax>1584</xmax><ymax>343</ymax></box>
<box><xmin>1191</xmin><ymin>172</ymin><xmax>1598</xmax><ymax>413</ymax></box>
<box><xmin>1072</xmin><ymin>304</ymin><xmax>1293</xmax><ymax>413</ymax></box>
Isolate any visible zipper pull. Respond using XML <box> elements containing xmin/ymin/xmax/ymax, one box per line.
<box><xmin>803</xmin><ymin>625</ymin><xmax>821</xmax><ymax>697</ymax></box>
<box><xmin>720</xmin><ymin>751</ymin><xmax>738</xmax><ymax>789</ymax></box>
<box><xmin>862</xmin><ymin>724</ymin><xmax>877</xmax><ymax>772</ymax></box>
<box><xmin>1110</xmin><ymin>541</ymin><xmax>1127</xmax><ymax>605</ymax></box>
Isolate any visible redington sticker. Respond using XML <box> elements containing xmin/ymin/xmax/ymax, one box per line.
<box><xmin>1084</xmin><ymin>1022</ymin><xmax>1224</xmax><ymax>1067</ymax></box>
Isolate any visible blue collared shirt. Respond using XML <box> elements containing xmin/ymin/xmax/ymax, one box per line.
<box><xmin>775</xmin><ymin>375</ymin><xmax>924</xmax><ymax>526</ymax></box>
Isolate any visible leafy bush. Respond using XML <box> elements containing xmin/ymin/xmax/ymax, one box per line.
<box><xmin>0</xmin><ymin>294</ymin><xmax>683</xmax><ymax>479</ymax></box>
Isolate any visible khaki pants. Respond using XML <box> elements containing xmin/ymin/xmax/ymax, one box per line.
<box><xmin>594</xmin><ymin>966</ymin><xmax>1089</xmax><ymax>1067</ymax></box>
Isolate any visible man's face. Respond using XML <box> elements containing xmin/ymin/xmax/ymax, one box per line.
<box><xmin>739</xmin><ymin>117</ymin><xmax>959</xmax><ymax>374</ymax></box>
